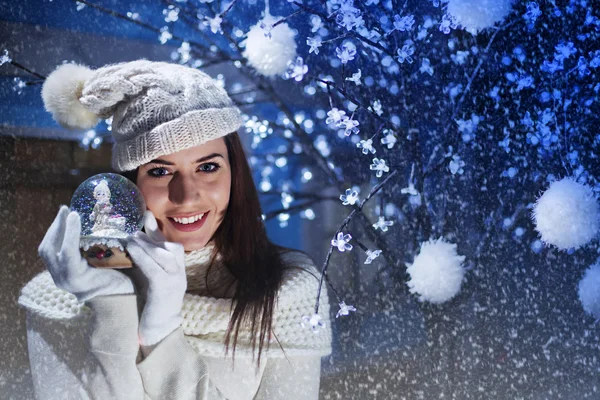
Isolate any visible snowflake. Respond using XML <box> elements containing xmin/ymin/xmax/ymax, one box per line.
<box><xmin>370</xmin><ymin>100</ymin><xmax>383</xmax><ymax>116</ymax></box>
<box><xmin>401</xmin><ymin>182</ymin><xmax>419</xmax><ymax>196</ymax></box>
<box><xmin>335</xmin><ymin>4</ymin><xmax>363</xmax><ymax>31</ymax></box>
<box><xmin>340</xmin><ymin>188</ymin><xmax>360</xmax><ymax>206</ymax></box>
<box><xmin>397</xmin><ymin>43</ymin><xmax>415</xmax><ymax>64</ymax></box>
<box><xmin>439</xmin><ymin>14</ymin><xmax>458</xmax><ymax>34</ymax></box>
<box><xmin>336</xmin><ymin>301</ymin><xmax>357</xmax><ymax>318</ymax></box>
<box><xmin>205</xmin><ymin>15</ymin><xmax>222</xmax><ymax>34</ymax></box>
<box><xmin>342</xmin><ymin>117</ymin><xmax>360</xmax><ymax>136</ymax></box>
<box><xmin>449</xmin><ymin>154</ymin><xmax>465</xmax><ymax>175</ymax></box>
<box><xmin>307</xmin><ymin>36</ymin><xmax>323</xmax><ymax>55</ymax></box>
<box><xmin>346</xmin><ymin>69</ymin><xmax>362</xmax><ymax>85</ymax></box>
<box><xmin>331</xmin><ymin>232</ymin><xmax>353</xmax><ymax>252</ymax></box>
<box><xmin>381</xmin><ymin>130</ymin><xmax>397</xmax><ymax>149</ymax></box>
<box><xmin>524</xmin><ymin>2</ymin><xmax>542</xmax><ymax>26</ymax></box>
<box><xmin>336</xmin><ymin>43</ymin><xmax>357</xmax><ymax>64</ymax></box>
<box><xmin>310</xmin><ymin>15</ymin><xmax>323</xmax><ymax>33</ymax></box>
<box><xmin>259</xmin><ymin>20</ymin><xmax>273</xmax><ymax>39</ymax></box>
<box><xmin>326</xmin><ymin>107</ymin><xmax>348</xmax><ymax>125</ymax></box>
<box><xmin>393</xmin><ymin>14</ymin><xmax>415</xmax><ymax>31</ymax></box>
<box><xmin>554</xmin><ymin>42</ymin><xmax>576</xmax><ymax>62</ymax></box>
<box><xmin>370</xmin><ymin>158</ymin><xmax>390</xmax><ymax>177</ymax></box>
<box><xmin>301</xmin><ymin>313</ymin><xmax>325</xmax><ymax>333</ymax></box>
<box><xmin>159</xmin><ymin>26</ymin><xmax>173</xmax><ymax>44</ymax></box>
<box><xmin>357</xmin><ymin>138</ymin><xmax>376</xmax><ymax>154</ymax></box>
<box><xmin>365</xmin><ymin>249</ymin><xmax>382</xmax><ymax>264</ymax></box>
<box><xmin>420</xmin><ymin>57</ymin><xmax>434</xmax><ymax>75</ymax></box>
<box><xmin>373</xmin><ymin>216</ymin><xmax>394</xmax><ymax>232</ymax></box>
<box><xmin>284</xmin><ymin>57</ymin><xmax>308</xmax><ymax>81</ymax></box>
<box><xmin>0</xmin><ymin>49</ymin><xmax>11</xmax><ymax>67</ymax></box>
<box><xmin>577</xmin><ymin>56</ymin><xmax>590</xmax><ymax>77</ymax></box>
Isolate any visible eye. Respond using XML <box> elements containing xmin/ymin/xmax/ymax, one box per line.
<box><xmin>147</xmin><ymin>167</ymin><xmax>170</xmax><ymax>178</ymax></box>
<box><xmin>199</xmin><ymin>162</ymin><xmax>221</xmax><ymax>173</ymax></box>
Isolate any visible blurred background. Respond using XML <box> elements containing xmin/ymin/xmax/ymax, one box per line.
<box><xmin>2</xmin><ymin>1</ymin><xmax>600</xmax><ymax>399</ymax></box>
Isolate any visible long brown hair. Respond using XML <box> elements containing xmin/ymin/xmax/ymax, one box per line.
<box><xmin>121</xmin><ymin>131</ymin><xmax>288</xmax><ymax>368</ymax></box>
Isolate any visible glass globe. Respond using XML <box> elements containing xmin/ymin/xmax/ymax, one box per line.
<box><xmin>70</xmin><ymin>173</ymin><xmax>145</xmax><ymax>267</ymax></box>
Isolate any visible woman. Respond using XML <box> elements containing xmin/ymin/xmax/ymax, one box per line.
<box><xmin>19</xmin><ymin>60</ymin><xmax>332</xmax><ymax>399</ymax></box>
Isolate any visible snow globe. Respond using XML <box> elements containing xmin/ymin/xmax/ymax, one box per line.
<box><xmin>70</xmin><ymin>173</ymin><xmax>145</xmax><ymax>269</ymax></box>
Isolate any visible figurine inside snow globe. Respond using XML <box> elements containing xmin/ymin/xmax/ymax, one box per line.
<box><xmin>70</xmin><ymin>173</ymin><xmax>146</xmax><ymax>269</ymax></box>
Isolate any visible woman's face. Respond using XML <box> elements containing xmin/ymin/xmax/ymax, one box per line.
<box><xmin>136</xmin><ymin>137</ymin><xmax>231</xmax><ymax>252</ymax></box>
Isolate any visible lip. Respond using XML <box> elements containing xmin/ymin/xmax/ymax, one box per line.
<box><xmin>168</xmin><ymin>211</ymin><xmax>209</xmax><ymax>232</ymax></box>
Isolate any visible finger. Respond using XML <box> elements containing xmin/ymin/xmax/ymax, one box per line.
<box><xmin>125</xmin><ymin>235</ymin><xmax>168</xmax><ymax>277</ymax></box>
<box><xmin>143</xmin><ymin>210</ymin><xmax>167</xmax><ymax>244</ymax></box>
<box><xmin>129</xmin><ymin>234</ymin><xmax>180</xmax><ymax>274</ymax></box>
<box><xmin>59</xmin><ymin>212</ymin><xmax>85</xmax><ymax>269</ymax></box>
<box><xmin>39</xmin><ymin>205</ymin><xmax>70</xmax><ymax>256</ymax></box>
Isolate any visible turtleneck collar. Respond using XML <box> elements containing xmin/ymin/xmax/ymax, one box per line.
<box><xmin>184</xmin><ymin>242</ymin><xmax>236</xmax><ymax>298</ymax></box>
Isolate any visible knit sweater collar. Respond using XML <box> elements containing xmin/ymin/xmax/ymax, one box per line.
<box><xmin>184</xmin><ymin>243</ymin><xmax>237</xmax><ymax>298</ymax></box>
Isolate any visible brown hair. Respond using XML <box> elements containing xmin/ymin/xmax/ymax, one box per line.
<box><xmin>121</xmin><ymin>131</ymin><xmax>289</xmax><ymax>369</ymax></box>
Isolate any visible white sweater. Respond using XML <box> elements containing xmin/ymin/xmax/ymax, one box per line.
<box><xmin>19</xmin><ymin>247</ymin><xmax>332</xmax><ymax>399</ymax></box>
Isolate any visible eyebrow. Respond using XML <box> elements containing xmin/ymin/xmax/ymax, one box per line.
<box><xmin>148</xmin><ymin>153</ymin><xmax>224</xmax><ymax>166</ymax></box>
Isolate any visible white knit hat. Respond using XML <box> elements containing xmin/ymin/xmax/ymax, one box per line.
<box><xmin>41</xmin><ymin>59</ymin><xmax>243</xmax><ymax>171</ymax></box>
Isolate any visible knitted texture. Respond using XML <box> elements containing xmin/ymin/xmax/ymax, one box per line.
<box><xmin>42</xmin><ymin>59</ymin><xmax>243</xmax><ymax>172</ymax></box>
<box><xmin>19</xmin><ymin>249</ymin><xmax>332</xmax><ymax>359</ymax></box>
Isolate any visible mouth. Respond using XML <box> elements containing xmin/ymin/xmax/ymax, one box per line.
<box><xmin>167</xmin><ymin>211</ymin><xmax>209</xmax><ymax>232</ymax></box>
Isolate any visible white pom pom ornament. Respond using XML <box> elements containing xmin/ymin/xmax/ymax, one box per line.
<box><xmin>578</xmin><ymin>261</ymin><xmax>600</xmax><ymax>321</ymax></box>
<box><xmin>446</xmin><ymin>0</ymin><xmax>512</xmax><ymax>34</ymax></box>
<box><xmin>41</xmin><ymin>63</ymin><xmax>99</xmax><ymax>130</ymax></box>
<box><xmin>406</xmin><ymin>237</ymin><xmax>466</xmax><ymax>304</ymax></box>
<box><xmin>532</xmin><ymin>178</ymin><xmax>600</xmax><ymax>250</ymax></box>
<box><xmin>242</xmin><ymin>14</ymin><xmax>297</xmax><ymax>77</ymax></box>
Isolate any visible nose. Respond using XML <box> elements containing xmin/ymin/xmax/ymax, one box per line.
<box><xmin>168</xmin><ymin>171</ymin><xmax>200</xmax><ymax>205</ymax></box>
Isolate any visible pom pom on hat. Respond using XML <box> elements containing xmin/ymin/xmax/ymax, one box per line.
<box><xmin>41</xmin><ymin>63</ymin><xmax>100</xmax><ymax>130</ymax></box>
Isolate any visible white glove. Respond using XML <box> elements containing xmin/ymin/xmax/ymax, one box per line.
<box><xmin>124</xmin><ymin>210</ymin><xmax>187</xmax><ymax>347</ymax></box>
<box><xmin>38</xmin><ymin>205</ymin><xmax>135</xmax><ymax>303</ymax></box>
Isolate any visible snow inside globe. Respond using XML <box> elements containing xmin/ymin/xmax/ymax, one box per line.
<box><xmin>70</xmin><ymin>173</ymin><xmax>145</xmax><ymax>269</ymax></box>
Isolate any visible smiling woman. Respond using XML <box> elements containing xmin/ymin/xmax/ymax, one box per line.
<box><xmin>19</xmin><ymin>59</ymin><xmax>332</xmax><ymax>400</ymax></box>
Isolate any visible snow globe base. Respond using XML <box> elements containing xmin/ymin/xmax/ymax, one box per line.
<box><xmin>80</xmin><ymin>237</ymin><xmax>132</xmax><ymax>269</ymax></box>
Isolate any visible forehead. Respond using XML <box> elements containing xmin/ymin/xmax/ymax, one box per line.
<box><xmin>155</xmin><ymin>137</ymin><xmax>228</xmax><ymax>164</ymax></box>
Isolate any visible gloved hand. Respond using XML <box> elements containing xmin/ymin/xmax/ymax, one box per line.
<box><xmin>38</xmin><ymin>205</ymin><xmax>135</xmax><ymax>302</ymax></box>
<box><xmin>124</xmin><ymin>210</ymin><xmax>187</xmax><ymax>347</ymax></box>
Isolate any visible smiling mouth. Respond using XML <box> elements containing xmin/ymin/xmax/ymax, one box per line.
<box><xmin>167</xmin><ymin>212</ymin><xmax>209</xmax><ymax>232</ymax></box>
<box><xmin>170</xmin><ymin>213</ymin><xmax>205</xmax><ymax>224</ymax></box>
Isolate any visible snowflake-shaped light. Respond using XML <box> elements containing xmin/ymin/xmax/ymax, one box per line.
<box><xmin>336</xmin><ymin>301</ymin><xmax>357</xmax><ymax>318</ymax></box>
<box><xmin>393</xmin><ymin>14</ymin><xmax>415</xmax><ymax>32</ymax></box>
<box><xmin>205</xmin><ymin>15</ymin><xmax>223</xmax><ymax>34</ymax></box>
<box><xmin>342</xmin><ymin>118</ymin><xmax>360</xmax><ymax>136</ymax></box>
<box><xmin>381</xmin><ymin>131</ymin><xmax>397</xmax><ymax>149</ymax></box>
<box><xmin>0</xmin><ymin>49</ymin><xmax>11</xmax><ymax>67</ymax></box>
<box><xmin>373</xmin><ymin>216</ymin><xmax>394</xmax><ymax>232</ymax></box>
<box><xmin>420</xmin><ymin>58</ymin><xmax>434</xmax><ymax>75</ymax></box>
<box><xmin>301</xmin><ymin>313</ymin><xmax>325</xmax><ymax>333</ymax></box>
<box><xmin>370</xmin><ymin>158</ymin><xmax>390</xmax><ymax>177</ymax></box>
<box><xmin>357</xmin><ymin>138</ymin><xmax>376</xmax><ymax>155</ymax></box>
<box><xmin>307</xmin><ymin>36</ymin><xmax>322</xmax><ymax>54</ymax></box>
<box><xmin>336</xmin><ymin>43</ymin><xmax>357</xmax><ymax>64</ymax></box>
<box><xmin>397</xmin><ymin>43</ymin><xmax>415</xmax><ymax>64</ymax></box>
<box><xmin>285</xmin><ymin>57</ymin><xmax>308</xmax><ymax>82</ymax></box>
<box><xmin>326</xmin><ymin>108</ymin><xmax>348</xmax><ymax>125</ymax></box>
<box><xmin>340</xmin><ymin>188</ymin><xmax>359</xmax><ymax>206</ymax></box>
<box><xmin>346</xmin><ymin>69</ymin><xmax>362</xmax><ymax>85</ymax></box>
<box><xmin>365</xmin><ymin>249</ymin><xmax>382</xmax><ymax>264</ymax></box>
<box><xmin>331</xmin><ymin>232</ymin><xmax>353</xmax><ymax>252</ymax></box>
<box><xmin>439</xmin><ymin>14</ymin><xmax>458</xmax><ymax>34</ymax></box>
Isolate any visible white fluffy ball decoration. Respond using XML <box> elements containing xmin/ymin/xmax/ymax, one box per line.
<box><xmin>578</xmin><ymin>261</ymin><xmax>600</xmax><ymax>321</ymax></box>
<box><xmin>41</xmin><ymin>63</ymin><xmax>99</xmax><ymax>130</ymax></box>
<box><xmin>446</xmin><ymin>0</ymin><xmax>512</xmax><ymax>34</ymax></box>
<box><xmin>406</xmin><ymin>238</ymin><xmax>466</xmax><ymax>304</ymax></box>
<box><xmin>242</xmin><ymin>14</ymin><xmax>297</xmax><ymax>77</ymax></box>
<box><xmin>532</xmin><ymin>178</ymin><xmax>600</xmax><ymax>250</ymax></box>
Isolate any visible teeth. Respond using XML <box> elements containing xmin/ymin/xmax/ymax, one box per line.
<box><xmin>173</xmin><ymin>213</ymin><xmax>204</xmax><ymax>224</ymax></box>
